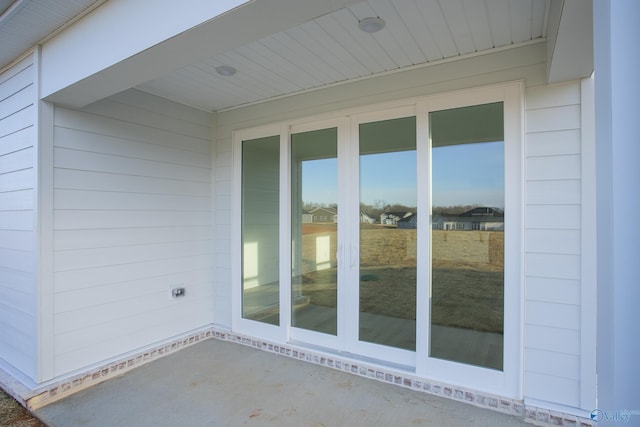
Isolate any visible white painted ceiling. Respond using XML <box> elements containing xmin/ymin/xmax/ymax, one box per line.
<box><xmin>136</xmin><ymin>0</ymin><xmax>549</xmax><ymax>112</ymax></box>
<box><xmin>2</xmin><ymin>0</ymin><xmax>551</xmax><ymax>113</ymax></box>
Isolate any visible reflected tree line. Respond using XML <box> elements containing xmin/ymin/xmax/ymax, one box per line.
<box><xmin>303</xmin><ymin>201</ymin><xmax>491</xmax><ymax>224</ymax></box>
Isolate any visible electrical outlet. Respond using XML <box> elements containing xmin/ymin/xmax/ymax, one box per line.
<box><xmin>171</xmin><ymin>287</ymin><xmax>186</xmax><ymax>298</ymax></box>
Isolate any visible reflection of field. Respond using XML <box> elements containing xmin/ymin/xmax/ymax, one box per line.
<box><xmin>297</xmin><ymin>226</ymin><xmax>504</xmax><ymax>334</ymax></box>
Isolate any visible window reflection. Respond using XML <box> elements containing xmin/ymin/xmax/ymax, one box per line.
<box><xmin>291</xmin><ymin>128</ymin><xmax>338</xmax><ymax>335</ymax></box>
<box><xmin>359</xmin><ymin>116</ymin><xmax>417</xmax><ymax>351</ymax></box>
<box><xmin>241</xmin><ymin>136</ymin><xmax>280</xmax><ymax>325</ymax></box>
<box><xmin>429</xmin><ymin>103</ymin><xmax>504</xmax><ymax>370</ymax></box>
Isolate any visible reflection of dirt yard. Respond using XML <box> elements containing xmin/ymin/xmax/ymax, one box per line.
<box><xmin>298</xmin><ymin>225</ymin><xmax>504</xmax><ymax>334</ymax></box>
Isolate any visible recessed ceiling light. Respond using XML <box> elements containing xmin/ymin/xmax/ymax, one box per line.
<box><xmin>215</xmin><ymin>66</ymin><xmax>237</xmax><ymax>76</ymax></box>
<box><xmin>358</xmin><ymin>16</ymin><xmax>385</xmax><ymax>33</ymax></box>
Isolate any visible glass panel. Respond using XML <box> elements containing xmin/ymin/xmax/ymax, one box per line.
<box><xmin>241</xmin><ymin>136</ymin><xmax>280</xmax><ymax>325</ymax></box>
<box><xmin>429</xmin><ymin>102</ymin><xmax>504</xmax><ymax>370</ymax></box>
<box><xmin>359</xmin><ymin>116</ymin><xmax>417</xmax><ymax>351</ymax></box>
<box><xmin>291</xmin><ymin>128</ymin><xmax>338</xmax><ymax>335</ymax></box>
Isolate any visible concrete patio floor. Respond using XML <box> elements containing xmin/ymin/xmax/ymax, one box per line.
<box><xmin>35</xmin><ymin>339</ymin><xmax>531</xmax><ymax>427</ymax></box>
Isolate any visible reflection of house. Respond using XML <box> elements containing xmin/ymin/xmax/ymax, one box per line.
<box><xmin>301</xmin><ymin>210</ymin><xmax>314</xmax><ymax>223</ymax></box>
<box><xmin>397</xmin><ymin>213</ymin><xmax>417</xmax><ymax>229</ymax></box>
<box><xmin>380</xmin><ymin>211</ymin><xmax>413</xmax><ymax>225</ymax></box>
<box><xmin>432</xmin><ymin>207</ymin><xmax>504</xmax><ymax>231</ymax></box>
<box><xmin>303</xmin><ymin>207</ymin><xmax>337</xmax><ymax>223</ymax></box>
<box><xmin>360</xmin><ymin>212</ymin><xmax>375</xmax><ymax>224</ymax></box>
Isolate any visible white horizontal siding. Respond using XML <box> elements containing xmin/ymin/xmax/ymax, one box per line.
<box><xmin>525</xmin><ymin>372</ymin><xmax>580</xmax><ymax>408</ymax></box>
<box><xmin>525</xmin><ymin>349</ymin><xmax>580</xmax><ymax>381</ymax></box>
<box><xmin>53</xmin><ymin>298</ymin><xmax>214</xmax><ymax>375</ymax></box>
<box><xmin>54</xmin><ymin>209</ymin><xmax>211</xmax><ymax>230</ymax></box>
<box><xmin>526</xmin><ymin>229</ymin><xmax>580</xmax><ymax>255</ymax></box>
<box><xmin>0</xmin><ymin>56</ymin><xmax>38</xmax><ymax>380</ymax></box>
<box><xmin>53</xmin><ymin>188</ymin><xmax>210</xmax><ymax>211</ymax></box>
<box><xmin>524</xmin><ymin>81</ymin><xmax>583</xmax><ymax>407</ymax></box>
<box><xmin>54</xmin><ymin>254</ymin><xmax>213</xmax><ymax>293</ymax></box>
<box><xmin>525</xmin><ymin>277</ymin><xmax>580</xmax><ymax>306</ymax></box>
<box><xmin>525</xmin><ymin>324</ymin><xmax>580</xmax><ymax>356</ymax></box>
<box><xmin>52</xmin><ymin>89</ymin><xmax>214</xmax><ymax>376</ymax></box>
<box><xmin>54</xmin><ymin>225</ymin><xmax>211</xmax><ymax>251</ymax></box>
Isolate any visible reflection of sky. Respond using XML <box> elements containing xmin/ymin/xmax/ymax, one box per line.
<box><xmin>302</xmin><ymin>159</ymin><xmax>338</xmax><ymax>205</ymax></box>
<box><xmin>302</xmin><ymin>141</ymin><xmax>504</xmax><ymax>208</ymax></box>
<box><xmin>360</xmin><ymin>150</ymin><xmax>416</xmax><ymax>206</ymax></box>
<box><xmin>432</xmin><ymin>141</ymin><xmax>504</xmax><ymax>208</ymax></box>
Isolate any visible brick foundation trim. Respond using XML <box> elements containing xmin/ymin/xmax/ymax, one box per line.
<box><xmin>0</xmin><ymin>326</ymin><xmax>593</xmax><ymax>426</ymax></box>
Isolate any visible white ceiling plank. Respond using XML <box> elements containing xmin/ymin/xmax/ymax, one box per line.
<box><xmin>462</xmin><ymin>0</ymin><xmax>494</xmax><ymax>51</ymax></box>
<box><xmin>284</xmin><ymin>25</ymin><xmax>352</xmax><ymax>82</ymax></box>
<box><xmin>250</xmin><ymin>38</ymin><xmax>321</xmax><ymax>89</ymax></box>
<box><xmin>415</xmin><ymin>1</ymin><xmax>459</xmax><ymax>59</ymax></box>
<box><xmin>314</xmin><ymin>12</ymin><xmax>379</xmax><ymax>74</ymax></box>
<box><xmin>137</xmin><ymin>77</ymin><xmax>231</xmax><ymax>112</ymax></box>
<box><xmin>261</xmin><ymin>32</ymin><xmax>334</xmax><ymax>86</ymax></box>
<box><xmin>366</xmin><ymin>0</ymin><xmax>425</xmax><ymax>66</ymax></box>
<box><xmin>205</xmin><ymin>51</ymin><xmax>280</xmax><ymax>96</ymax></box>
<box><xmin>294</xmin><ymin>20</ymin><xmax>370</xmax><ymax>78</ymax></box>
<box><xmin>161</xmin><ymin>68</ymin><xmax>257</xmax><ymax>111</ymax></box>
<box><xmin>328</xmin><ymin>8</ymin><xmax>397</xmax><ymax>72</ymax></box>
<box><xmin>348</xmin><ymin>0</ymin><xmax>411</xmax><ymax>68</ymax></box>
<box><xmin>196</xmin><ymin>59</ymin><xmax>279</xmax><ymax>100</ymax></box>
<box><xmin>231</xmin><ymin>44</ymin><xmax>306</xmax><ymax>93</ymax></box>
<box><xmin>393</xmin><ymin>0</ymin><xmax>444</xmax><ymax>61</ymax></box>
<box><xmin>183</xmin><ymin>63</ymin><xmax>272</xmax><ymax>103</ymax></box>
<box><xmin>486</xmin><ymin>0</ymin><xmax>513</xmax><ymax>47</ymax></box>
<box><xmin>530</xmin><ymin>0</ymin><xmax>547</xmax><ymax>39</ymax></box>
<box><xmin>509</xmin><ymin>0</ymin><xmax>535</xmax><ymax>43</ymax></box>
<box><xmin>439</xmin><ymin>0</ymin><xmax>477</xmax><ymax>55</ymax></box>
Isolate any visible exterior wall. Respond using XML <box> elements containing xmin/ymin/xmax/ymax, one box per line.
<box><xmin>523</xmin><ymin>81</ymin><xmax>585</xmax><ymax>409</ymax></box>
<box><xmin>213</xmin><ymin>44</ymin><xmax>594</xmax><ymax>413</ymax></box>
<box><xmin>0</xmin><ymin>55</ymin><xmax>38</xmax><ymax>380</ymax></box>
<box><xmin>51</xmin><ymin>89</ymin><xmax>214</xmax><ymax>376</ymax></box>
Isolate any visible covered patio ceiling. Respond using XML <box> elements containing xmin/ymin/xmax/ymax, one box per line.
<box><xmin>136</xmin><ymin>0</ymin><xmax>550</xmax><ymax>112</ymax></box>
<box><xmin>2</xmin><ymin>0</ymin><xmax>593</xmax><ymax>112</ymax></box>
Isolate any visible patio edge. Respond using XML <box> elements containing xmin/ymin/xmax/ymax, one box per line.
<box><xmin>1</xmin><ymin>325</ymin><xmax>594</xmax><ymax>426</ymax></box>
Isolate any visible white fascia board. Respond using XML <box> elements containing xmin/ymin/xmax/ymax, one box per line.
<box><xmin>40</xmin><ymin>0</ymin><xmax>250</xmax><ymax>102</ymax></box>
<box><xmin>40</xmin><ymin>0</ymin><xmax>362</xmax><ymax>109</ymax></box>
<box><xmin>547</xmin><ymin>0</ymin><xmax>594</xmax><ymax>83</ymax></box>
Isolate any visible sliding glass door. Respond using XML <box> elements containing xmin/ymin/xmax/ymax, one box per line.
<box><xmin>429</xmin><ymin>102</ymin><xmax>505</xmax><ymax>371</ymax></box>
<box><xmin>358</xmin><ymin>116</ymin><xmax>417</xmax><ymax>352</ymax></box>
<box><xmin>234</xmin><ymin>84</ymin><xmax>521</xmax><ymax>396</ymax></box>
<box><xmin>241</xmin><ymin>135</ymin><xmax>280</xmax><ymax>326</ymax></box>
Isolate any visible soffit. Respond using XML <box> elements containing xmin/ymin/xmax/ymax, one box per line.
<box><xmin>136</xmin><ymin>0</ymin><xmax>549</xmax><ymax>112</ymax></box>
<box><xmin>0</xmin><ymin>0</ymin><xmax>105</xmax><ymax>68</ymax></box>
<box><xmin>3</xmin><ymin>0</ymin><xmax>593</xmax><ymax>113</ymax></box>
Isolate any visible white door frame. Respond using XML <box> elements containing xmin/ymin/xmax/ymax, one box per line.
<box><xmin>416</xmin><ymin>83</ymin><xmax>523</xmax><ymax>398</ymax></box>
<box><xmin>231</xmin><ymin>82</ymin><xmax>523</xmax><ymax>399</ymax></box>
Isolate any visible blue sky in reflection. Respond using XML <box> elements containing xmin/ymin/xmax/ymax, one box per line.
<box><xmin>302</xmin><ymin>141</ymin><xmax>504</xmax><ymax>208</ymax></box>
